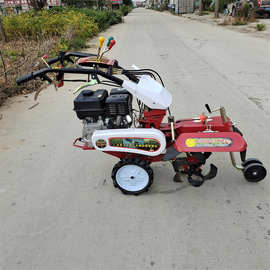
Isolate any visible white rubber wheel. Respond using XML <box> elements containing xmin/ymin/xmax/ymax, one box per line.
<box><xmin>112</xmin><ymin>158</ymin><xmax>153</xmax><ymax>195</ymax></box>
<box><xmin>116</xmin><ymin>165</ymin><xmax>149</xmax><ymax>192</ymax></box>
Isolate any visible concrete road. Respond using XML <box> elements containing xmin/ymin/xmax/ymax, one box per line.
<box><xmin>1</xmin><ymin>8</ymin><xmax>270</xmax><ymax>270</ymax></box>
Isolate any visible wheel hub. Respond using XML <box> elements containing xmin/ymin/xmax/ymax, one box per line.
<box><xmin>243</xmin><ymin>162</ymin><xmax>267</xmax><ymax>182</ymax></box>
<box><xmin>116</xmin><ymin>164</ymin><xmax>149</xmax><ymax>192</ymax></box>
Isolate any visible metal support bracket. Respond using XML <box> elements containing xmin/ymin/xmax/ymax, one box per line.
<box><xmin>229</xmin><ymin>152</ymin><xmax>244</xmax><ymax>170</ymax></box>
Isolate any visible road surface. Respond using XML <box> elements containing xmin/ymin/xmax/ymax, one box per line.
<box><xmin>1</xmin><ymin>8</ymin><xmax>270</xmax><ymax>270</ymax></box>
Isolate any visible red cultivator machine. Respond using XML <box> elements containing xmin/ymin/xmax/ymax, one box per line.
<box><xmin>17</xmin><ymin>36</ymin><xmax>267</xmax><ymax>195</ymax></box>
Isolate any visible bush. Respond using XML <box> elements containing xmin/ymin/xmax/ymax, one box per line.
<box><xmin>230</xmin><ymin>1</ymin><xmax>255</xmax><ymax>25</ymax></box>
<box><xmin>78</xmin><ymin>9</ymin><xmax>122</xmax><ymax>29</ymax></box>
<box><xmin>1</xmin><ymin>8</ymin><xmax>124</xmax><ymax>49</ymax></box>
<box><xmin>236</xmin><ymin>2</ymin><xmax>251</xmax><ymax>18</ymax></box>
<box><xmin>0</xmin><ymin>7</ymin><xmax>124</xmax><ymax>104</ymax></box>
<box><xmin>120</xmin><ymin>5</ymin><xmax>132</xmax><ymax>16</ymax></box>
<box><xmin>120</xmin><ymin>5</ymin><xmax>129</xmax><ymax>16</ymax></box>
<box><xmin>2</xmin><ymin>10</ymin><xmax>99</xmax><ymax>44</ymax></box>
<box><xmin>47</xmin><ymin>7</ymin><xmax>122</xmax><ymax>30</ymax></box>
<box><xmin>256</xmin><ymin>23</ymin><xmax>265</xmax><ymax>31</ymax></box>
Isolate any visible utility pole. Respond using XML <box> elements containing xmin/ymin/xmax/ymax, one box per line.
<box><xmin>215</xmin><ymin>0</ymin><xmax>219</xmax><ymax>18</ymax></box>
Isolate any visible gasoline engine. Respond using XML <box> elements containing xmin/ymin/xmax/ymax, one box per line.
<box><xmin>73</xmin><ymin>88</ymin><xmax>133</xmax><ymax>147</ymax></box>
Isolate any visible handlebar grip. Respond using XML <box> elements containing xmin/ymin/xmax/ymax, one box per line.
<box><xmin>16</xmin><ymin>68</ymin><xmax>49</xmax><ymax>85</ymax></box>
<box><xmin>16</xmin><ymin>73</ymin><xmax>34</xmax><ymax>85</ymax></box>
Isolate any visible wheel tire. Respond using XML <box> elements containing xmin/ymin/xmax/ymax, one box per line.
<box><xmin>242</xmin><ymin>158</ymin><xmax>263</xmax><ymax>167</ymax></box>
<box><xmin>111</xmin><ymin>158</ymin><xmax>153</xmax><ymax>195</ymax></box>
<box><xmin>243</xmin><ymin>163</ymin><xmax>267</xmax><ymax>183</ymax></box>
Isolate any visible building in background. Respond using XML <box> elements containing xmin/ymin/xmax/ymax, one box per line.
<box><xmin>2</xmin><ymin>0</ymin><xmax>61</xmax><ymax>12</ymax></box>
<box><xmin>175</xmin><ymin>0</ymin><xmax>194</xmax><ymax>13</ymax></box>
<box><xmin>144</xmin><ymin>0</ymin><xmax>194</xmax><ymax>13</ymax></box>
<box><xmin>111</xmin><ymin>0</ymin><xmax>123</xmax><ymax>9</ymax></box>
<box><xmin>133</xmin><ymin>0</ymin><xmax>145</xmax><ymax>7</ymax></box>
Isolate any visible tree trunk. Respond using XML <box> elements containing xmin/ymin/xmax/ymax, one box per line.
<box><xmin>26</xmin><ymin>0</ymin><xmax>47</xmax><ymax>11</ymax></box>
<box><xmin>215</xmin><ymin>0</ymin><xmax>219</xmax><ymax>18</ymax></box>
<box><xmin>0</xmin><ymin>17</ymin><xmax>7</xmax><ymax>43</ymax></box>
<box><xmin>199</xmin><ymin>0</ymin><xmax>202</xmax><ymax>16</ymax></box>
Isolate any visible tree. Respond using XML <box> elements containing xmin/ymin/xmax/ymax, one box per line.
<box><xmin>199</xmin><ymin>0</ymin><xmax>202</xmax><ymax>15</ymax></box>
<box><xmin>215</xmin><ymin>0</ymin><xmax>219</xmax><ymax>18</ymax></box>
<box><xmin>62</xmin><ymin>0</ymin><xmax>103</xmax><ymax>8</ymax></box>
<box><xmin>0</xmin><ymin>17</ymin><xmax>7</xmax><ymax>43</ymax></box>
<box><xmin>26</xmin><ymin>0</ymin><xmax>48</xmax><ymax>11</ymax></box>
<box><xmin>123</xmin><ymin>0</ymin><xmax>132</xmax><ymax>5</ymax></box>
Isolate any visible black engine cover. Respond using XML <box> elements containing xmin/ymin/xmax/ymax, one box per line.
<box><xmin>74</xmin><ymin>89</ymin><xmax>108</xmax><ymax>120</ymax></box>
<box><xmin>110</xmin><ymin>88</ymin><xmax>131</xmax><ymax>96</ymax></box>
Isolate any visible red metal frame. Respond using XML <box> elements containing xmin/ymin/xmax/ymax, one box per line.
<box><xmin>73</xmin><ymin>112</ymin><xmax>247</xmax><ymax>162</ymax></box>
<box><xmin>73</xmin><ymin>138</ymin><xmax>94</xmax><ymax>150</ymax></box>
<box><xmin>101</xmin><ymin>115</ymin><xmax>247</xmax><ymax>161</ymax></box>
<box><xmin>56</xmin><ymin>65</ymin><xmax>64</xmax><ymax>88</ymax></box>
<box><xmin>104</xmin><ymin>151</ymin><xmax>165</xmax><ymax>162</ymax></box>
<box><xmin>174</xmin><ymin>132</ymin><xmax>247</xmax><ymax>153</ymax></box>
<box><xmin>138</xmin><ymin>109</ymin><xmax>166</xmax><ymax>128</ymax></box>
<box><xmin>160</xmin><ymin>116</ymin><xmax>233</xmax><ymax>135</ymax></box>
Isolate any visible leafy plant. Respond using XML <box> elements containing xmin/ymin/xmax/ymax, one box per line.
<box><xmin>120</xmin><ymin>5</ymin><xmax>130</xmax><ymax>16</ymax></box>
<box><xmin>256</xmin><ymin>23</ymin><xmax>265</xmax><ymax>31</ymax></box>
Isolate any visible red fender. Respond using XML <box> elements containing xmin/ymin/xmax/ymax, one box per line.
<box><xmin>174</xmin><ymin>132</ymin><xmax>247</xmax><ymax>153</ymax></box>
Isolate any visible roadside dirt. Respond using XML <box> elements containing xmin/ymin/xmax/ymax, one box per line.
<box><xmin>180</xmin><ymin>12</ymin><xmax>270</xmax><ymax>41</ymax></box>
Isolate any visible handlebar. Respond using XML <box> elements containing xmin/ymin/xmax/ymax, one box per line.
<box><xmin>16</xmin><ymin>67</ymin><xmax>124</xmax><ymax>86</ymax></box>
<box><xmin>16</xmin><ymin>50</ymin><xmax>140</xmax><ymax>86</ymax></box>
<box><xmin>16</xmin><ymin>68</ymin><xmax>49</xmax><ymax>85</ymax></box>
<box><xmin>47</xmin><ymin>51</ymin><xmax>97</xmax><ymax>65</ymax></box>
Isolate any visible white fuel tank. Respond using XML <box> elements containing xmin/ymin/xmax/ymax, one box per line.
<box><xmin>92</xmin><ymin>128</ymin><xmax>166</xmax><ymax>156</ymax></box>
<box><xmin>122</xmin><ymin>75</ymin><xmax>172</xmax><ymax>110</ymax></box>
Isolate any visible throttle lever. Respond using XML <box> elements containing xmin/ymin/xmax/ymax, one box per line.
<box><xmin>205</xmin><ymin>104</ymin><xmax>212</xmax><ymax>114</ymax></box>
<box><xmin>66</xmin><ymin>56</ymin><xmax>74</xmax><ymax>64</ymax></box>
<box><xmin>58</xmin><ymin>51</ymin><xmax>66</xmax><ymax>65</ymax></box>
<box><xmin>107</xmin><ymin>66</ymin><xmax>113</xmax><ymax>75</ymax></box>
<box><xmin>34</xmin><ymin>75</ymin><xmax>52</xmax><ymax>101</ymax></box>
<box><xmin>41</xmin><ymin>74</ymin><xmax>53</xmax><ymax>84</ymax></box>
